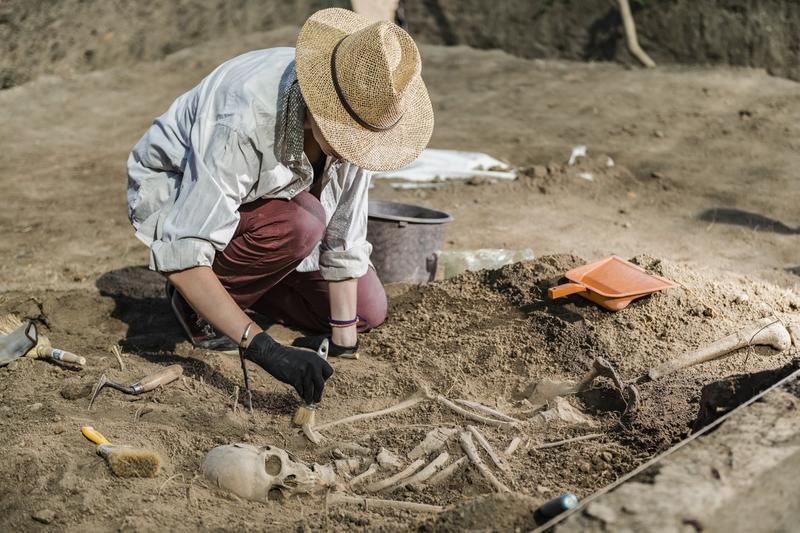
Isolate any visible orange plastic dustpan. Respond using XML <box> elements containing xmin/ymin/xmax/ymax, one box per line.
<box><xmin>548</xmin><ymin>256</ymin><xmax>677</xmax><ymax>311</ymax></box>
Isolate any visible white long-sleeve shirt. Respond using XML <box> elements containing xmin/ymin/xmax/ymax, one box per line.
<box><xmin>126</xmin><ymin>47</ymin><xmax>372</xmax><ymax>281</ymax></box>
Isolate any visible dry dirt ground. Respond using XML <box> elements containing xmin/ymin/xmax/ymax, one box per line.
<box><xmin>1</xmin><ymin>25</ymin><xmax>800</xmax><ymax>532</ymax></box>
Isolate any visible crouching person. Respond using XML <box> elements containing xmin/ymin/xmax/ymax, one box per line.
<box><xmin>125</xmin><ymin>8</ymin><xmax>433</xmax><ymax>405</ymax></box>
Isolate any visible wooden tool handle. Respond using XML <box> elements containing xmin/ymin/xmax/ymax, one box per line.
<box><xmin>81</xmin><ymin>426</ymin><xmax>111</xmax><ymax>445</ymax></box>
<box><xmin>40</xmin><ymin>346</ymin><xmax>86</xmax><ymax>365</ymax></box>
<box><xmin>548</xmin><ymin>283</ymin><xmax>587</xmax><ymax>299</ymax></box>
<box><xmin>132</xmin><ymin>364</ymin><xmax>183</xmax><ymax>393</ymax></box>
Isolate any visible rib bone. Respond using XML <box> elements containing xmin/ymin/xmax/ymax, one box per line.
<box><xmin>453</xmin><ymin>399</ymin><xmax>523</xmax><ymax>424</ymax></box>
<box><xmin>426</xmin><ymin>456</ymin><xmax>468</xmax><ymax>487</ymax></box>
<box><xmin>363</xmin><ymin>458</ymin><xmax>425</xmax><ymax>493</ymax></box>
<box><xmin>387</xmin><ymin>452</ymin><xmax>449</xmax><ymax>491</ymax></box>
<box><xmin>648</xmin><ymin>317</ymin><xmax>792</xmax><ymax>380</ymax></box>
<box><xmin>348</xmin><ymin>463</ymin><xmax>379</xmax><ymax>488</ymax></box>
<box><xmin>437</xmin><ymin>396</ymin><xmax>514</xmax><ymax>427</ymax></box>
<box><xmin>459</xmin><ymin>431</ymin><xmax>510</xmax><ymax>493</ymax></box>
<box><xmin>467</xmin><ymin>425</ymin><xmax>510</xmax><ymax>474</ymax></box>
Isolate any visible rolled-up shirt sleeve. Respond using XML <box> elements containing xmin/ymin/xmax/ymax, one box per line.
<box><xmin>149</xmin><ymin>123</ymin><xmax>258</xmax><ymax>272</ymax></box>
<box><xmin>319</xmin><ymin>164</ymin><xmax>372</xmax><ymax>281</ymax></box>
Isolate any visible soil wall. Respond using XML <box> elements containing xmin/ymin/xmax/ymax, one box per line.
<box><xmin>2</xmin><ymin>0</ymin><xmax>799</xmax><ymax>89</ymax></box>
<box><xmin>405</xmin><ymin>0</ymin><xmax>800</xmax><ymax>80</ymax></box>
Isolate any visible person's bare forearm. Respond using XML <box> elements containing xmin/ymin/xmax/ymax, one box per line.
<box><xmin>329</xmin><ymin>278</ymin><xmax>358</xmax><ymax>347</ymax></box>
<box><xmin>166</xmin><ymin>266</ymin><xmax>262</xmax><ymax>346</ymax></box>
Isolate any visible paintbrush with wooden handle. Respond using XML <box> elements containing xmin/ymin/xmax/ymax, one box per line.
<box><xmin>0</xmin><ymin>314</ymin><xmax>85</xmax><ymax>365</ymax></box>
<box><xmin>293</xmin><ymin>338</ymin><xmax>329</xmax><ymax>427</ymax></box>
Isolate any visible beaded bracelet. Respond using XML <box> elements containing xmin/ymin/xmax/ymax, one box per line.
<box><xmin>329</xmin><ymin>316</ymin><xmax>360</xmax><ymax>328</ymax></box>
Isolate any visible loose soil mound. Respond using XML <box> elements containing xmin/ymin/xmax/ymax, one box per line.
<box><xmin>1</xmin><ymin>255</ymin><xmax>797</xmax><ymax>531</ymax></box>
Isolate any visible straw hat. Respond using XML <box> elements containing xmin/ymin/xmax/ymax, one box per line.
<box><xmin>296</xmin><ymin>8</ymin><xmax>434</xmax><ymax>172</ymax></box>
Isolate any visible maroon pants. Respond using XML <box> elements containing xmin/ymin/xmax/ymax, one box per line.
<box><xmin>212</xmin><ymin>192</ymin><xmax>387</xmax><ymax>333</ymax></box>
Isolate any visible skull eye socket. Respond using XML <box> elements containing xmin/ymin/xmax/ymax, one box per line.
<box><xmin>265</xmin><ymin>455</ymin><xmax>283</xmax><ymax>476</ymax></box>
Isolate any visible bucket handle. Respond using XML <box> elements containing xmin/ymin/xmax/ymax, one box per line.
<box><xmin>548</xmin><ymin>283</ymin><xmax>587</xmax><ymax>299</ymax></box>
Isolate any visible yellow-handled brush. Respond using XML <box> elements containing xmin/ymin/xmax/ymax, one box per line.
<box><xmin>81</xmin><ymin>426</ymin><xmax>162</xmax><ymax>478</ymax></box>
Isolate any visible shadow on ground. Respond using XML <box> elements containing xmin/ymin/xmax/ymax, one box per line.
<box><xmin>693</xmin><ymin>358</ymin><xmax>800</xmax><ymax>431</ymax></box>
<box><xmin>94</xmin><ymin>266</ymin><xmax>298</xmax><ymax>414</ymax></box>
<box><xmin>95</xmin><ymin>266</ymin><xmax>182</xmax><ymax>351</ymax></box>
<box><xmin>698</xmin><ymin>208</ymin><xmax>798</xmax><ymax>234</ymax></box>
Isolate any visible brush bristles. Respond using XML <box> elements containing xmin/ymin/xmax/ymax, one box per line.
<box><xmin>102</xmin><ymin>446</ymin><xmax>162</xmax><ymax>478</ymax></box>
<box><xmin>0</xmin><ymin>314</ymin><xmax>51</xmax><ymax>357</ymax></box>
<box><xmin>293</xmin><ymin>405</ymin><xmax>316</xmax><ymax>426</ymax></box>
<box><xmin>0</xmin><ymin>314</ymin><xmax>23</xmax><ymax>335</ymax></box>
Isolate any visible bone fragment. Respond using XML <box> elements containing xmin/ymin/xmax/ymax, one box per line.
<box><xmin>335</xmin><ymin>457</ymin><xmax>364</xmax><ymax>477</ymax></box>
<box><xmin>408</xmin><ymin>427</ymin><xmax>458</xmax><ymax>460</ymax></box>
<box><xmin>648</xmin><ymin>317</ymin><xmax>792</xmax><ymax>380</ymax></box>
<box><xmin>529</xmin><ymin>433</ymin><xmax>603</xmax><ymax>451</ymax></box>
<box><xmin>363</xmin><ymin>458</ymin><xmax>425</xmax><ymax>493</ymax></box>
<box><xmin>326</xmin><ymin>492</ymin><xmax>443</xmax><ymax>513</ymax></box>
<box><xmin>437</xmin><ymin>396</ymin><xmax>514</xmax><ymax>427</ymax></box>
<box><xmin>536</xmin><ymin>397</ymin><xmax>597</xmax><ymax>427</ymax></box>
<box><xmin>459</xmin><ymin>432</ymin><xmax>510</xmax><ymax>493</ymax></box>
<box><xmin>376</xmin><ymin>448</ymin><xmax>404</xmax><ymax>469</ymax></box>
<box><xmin>788</xmin><ymin>322</ymin><xmax>800</xmax><ymax>347</ymax></box>
<box><xmin>231</xmin><ymin>385</ymin><xmax>239</xmax><ymax>413</ymax></box>
<box><xmin>426</xmin><ymin>456</ymin><xmax>468</xmax><ymax>487</ymax></box>
<box><xmin>348</xmin><ymin>463</ymin><xmax>379</xmax><ymax>487</ymax></box>
<box><xmin>316</xmin><ymin>388</ymin><xmax>432</xmax><ymax>431</ymax></box>
<box><xmin>467</xmin><ymin>426</ymin><xmax>510</xmax><ymax>473</ymax></box>
<box><xmin>111</xmin><ymin>345</ymin><xmax>125</xmax><ymax>371</ymax></box>
<box><xmin>302</xmin><ymin>424</ymin><xmax>325</xmax><ymax>445</ymax></box>
<box><xmin>504</xmin><ymin>437</ymin><xmax>522</xmax><ymax>457</ymax></box>
<box><xmin>388</xmin><ymin>452</ymin><xmax>450</xmax><ymax>491</ymax></box>
<box><xmin>454</xmin><ymin>399</ymin><xmax>523</xmax><ymax>424</ymax></box>
<box><xmin>312</xmin><ymin>463</ymin><xmax>340</xmax><ymax>488</ymax></box>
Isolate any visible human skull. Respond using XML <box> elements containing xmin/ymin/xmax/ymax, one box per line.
<box><xmin>202</xmin><ymin>443</ymin><xmax>320</xmax><ymax>501</ymax></box>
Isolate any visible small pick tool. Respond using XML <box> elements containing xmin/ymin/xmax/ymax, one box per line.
<box><xmin>89</xmin><ymin>364</ymin><xmax>183</xmax><ymax>410</ymax></box>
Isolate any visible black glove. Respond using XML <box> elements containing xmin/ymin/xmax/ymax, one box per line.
<box><xmin>243</xmin><ymin>332</ymin><xmax>333</xmax><ymax>404</ymax></box>
<box><xmin>292</xmin><ymin>335</ymin><xmax>359</xmax><ymax>359</ymax></box>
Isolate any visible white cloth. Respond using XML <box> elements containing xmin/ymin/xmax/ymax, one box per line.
<box><xmin>126</xmin><ymin>47</ymin><xmax>372</xmax><ymax>281</ymax></box>
<box><xmin>373</xmin><ymin>148</ymin><xmax>516</xmax><ymax>182</ymax></box>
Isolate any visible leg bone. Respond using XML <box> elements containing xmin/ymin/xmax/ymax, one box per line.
<box><xmin>649</xmin><ymin>317</ymin><xmax>791</xmax><ymax>380</ymax></box>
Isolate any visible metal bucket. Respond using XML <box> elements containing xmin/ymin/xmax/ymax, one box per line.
<box><xmin>367</xmin><ymin>200</ymin><xmax>453</xmax><ymax>283</ymax></box>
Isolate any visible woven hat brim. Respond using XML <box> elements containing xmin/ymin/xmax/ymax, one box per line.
<box><xmin>296</xmin><ymin>8</ymin><xmax>434</xmax><ymax>172</ymax></box>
